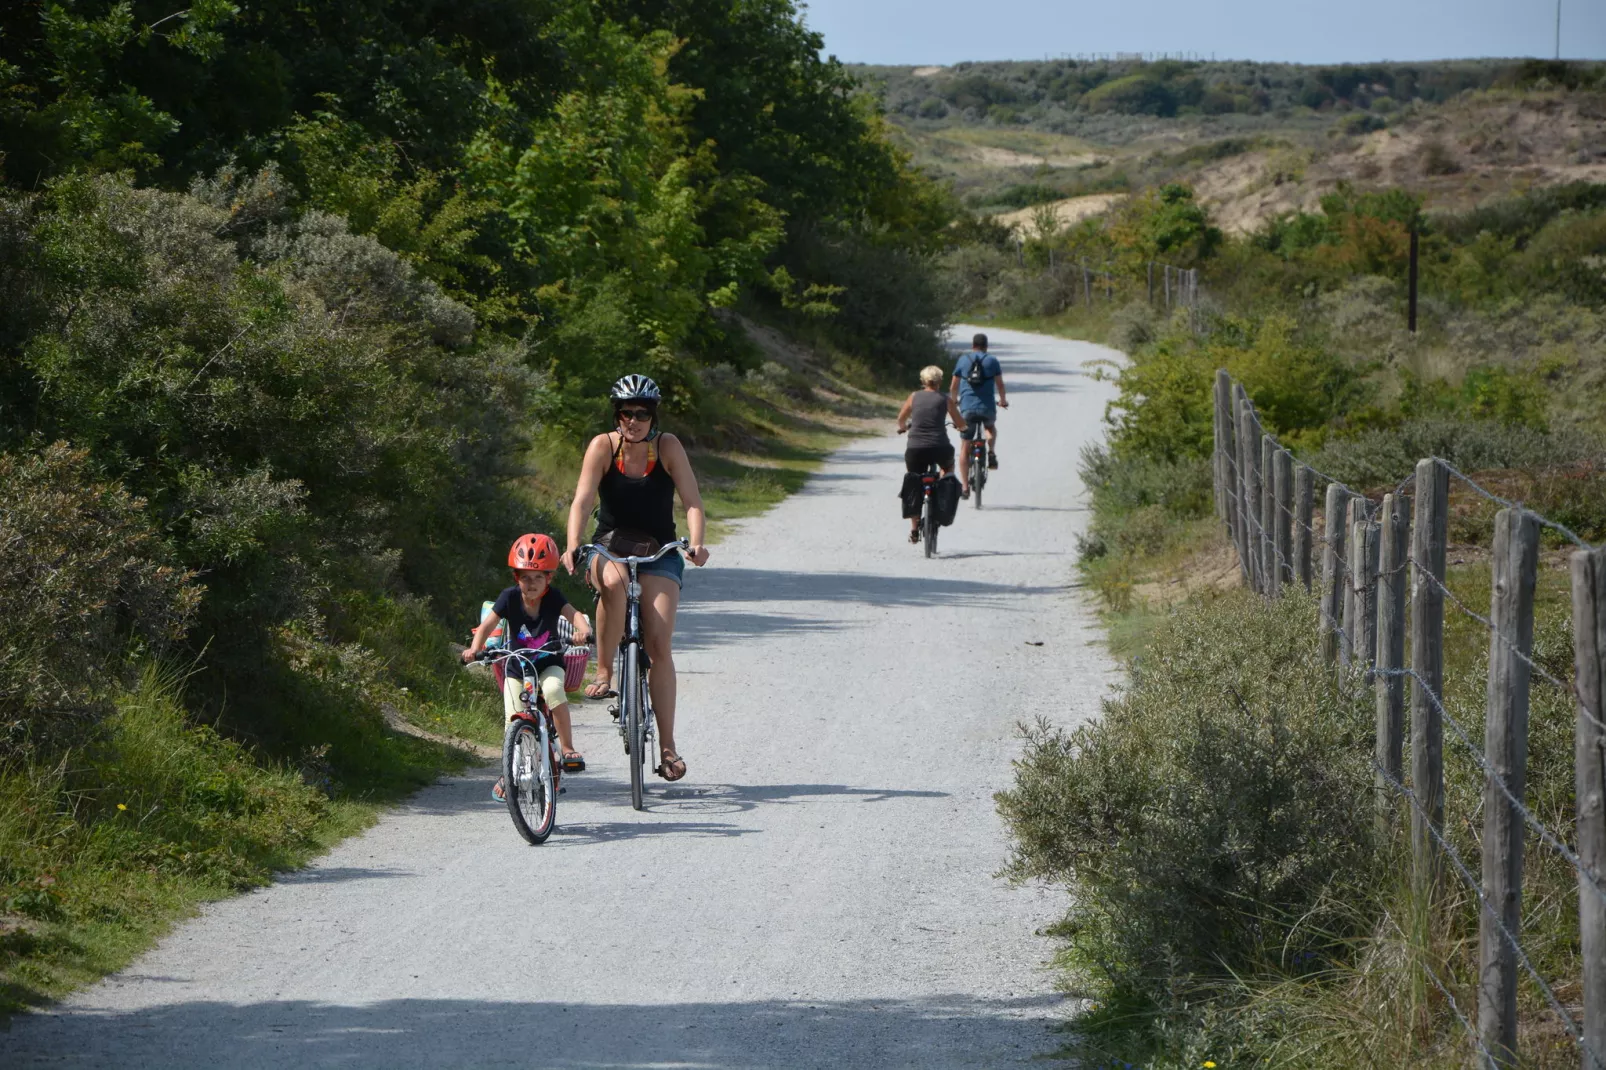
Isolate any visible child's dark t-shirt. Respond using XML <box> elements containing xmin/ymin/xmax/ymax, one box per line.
<box><xmin>492</xmin><ymin>586</ymin><xmax>569</xmax><ymax>674</ymax></box>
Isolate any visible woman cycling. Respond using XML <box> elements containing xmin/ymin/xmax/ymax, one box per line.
<box><xmin>562</xmin><ymin>375</ymin><xmax>709</xmax><ymax>782</ymax></box>
<box><xmin>897</xmin><ymin>365</ymin><xmax>968</xmax><ymax>543</ymax></box>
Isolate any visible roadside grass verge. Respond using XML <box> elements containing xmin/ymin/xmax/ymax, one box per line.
<box><xmin>0</xmin><ymin>665</ymin><xmax>470</xmax><ymax>1013</ymax></box>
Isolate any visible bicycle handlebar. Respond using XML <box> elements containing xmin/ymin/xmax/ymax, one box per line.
<box><xmin>581</xmin><ymin>537</ymin><xmax>691</xmax><ymax>567</ymax></box>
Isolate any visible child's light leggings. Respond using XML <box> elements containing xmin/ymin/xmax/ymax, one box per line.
<box><xmin>503</xmin><ymin>666</ymin><xmax>567</xmax><ymax>722</ymax></box>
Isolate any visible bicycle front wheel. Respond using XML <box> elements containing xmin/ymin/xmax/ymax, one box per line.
<box><xmin>503</xmin><ymin>718</ymin><xmax>555</xmax><ymax>844</ymax></box>
<box><xmin>624</xmin><ymin>643</ymin><xmax>647</xmax><ymax>810</ymax></box>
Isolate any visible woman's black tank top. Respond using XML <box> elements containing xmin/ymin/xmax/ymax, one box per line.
<box><xmin>595</xmin><ymin>433</ymin><xmax>678</xmax><ymax>544</ymax></box>
<box><xmin>905</xmin><ymin>390</ymin><xmax>950</xmax><ymax>449</ymax></box>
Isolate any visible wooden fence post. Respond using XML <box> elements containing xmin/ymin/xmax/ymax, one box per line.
<box><xmin>1236</xmin><ymin>389</ymin><xmax>1260</xmax><ymax>592</ymax></box>
<box><xmin>1294</xmin><ymin>465</ymin><xmax>1315</xmax><ymax>592</ymax></box>
<box><xmin>1274</xmin><ymin>449</ymin><xmax>1294</xmax><ymax>590</ymax></box>
<box><xmin>1572</xmin><ymin>547</ymin><xmax>1606</xmax><ymax>1070</ymax></box>
<box><xmin>1375</xmin><ymin>492</ymin><xmax>1408</xmax><ymax>823</ymax></box>
<box><xmin>1213</xmin><ymin>371</ymin><xmax>1232</xmax><ymax>526</ymax></box>
<box><xmin>1261</xmin><ymin>434</ymin><xmax>1278</xmax><ymax>598</ymax></box>
<box><xmin>1341</xmin><ymin>497</ymin><xmax>1364</xmax><ymax>666</ymax></box>
<box><xmin>1412</xmin><ymin>459</ymin><xmax>1449</xmax><ymax>895</ymax></box>
<box><xmin>1322</xmin><ymin>483</ymin><xmax>1349</xmax><ymax>665</ymax></box>
<box><xmin>1479</xmin><ymin>509</ymin><xmax>1540</xmax><ymax>1067</ymax></box>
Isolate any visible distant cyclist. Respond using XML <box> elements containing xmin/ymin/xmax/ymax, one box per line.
<box><xmin>951</xmin><ymin>332</ymin><xmax>1008</xmax><ymax>493</ymax></box>
<box><xmin>897</xmin><ymin>365</ymin><xmax>968</xmax><ymax>543</ymax></box>
<box><xmin>561</xmin><ymin>374</ymin><xmax>709</xmax><ymax>783</ymax></box>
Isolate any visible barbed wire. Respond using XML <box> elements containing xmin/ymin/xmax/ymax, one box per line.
<box><xmin>1418</xmin><ymin>952</ymin><xmax>1498</xmax><ymax>1068</ymax></box>
<box><xmin>1373</xmin><ymin>664</ymin><xmax>1606</xmax><ymax>911</ymax></box>
<box><xmin>1405</xmin><ymin>556</ymin><xmax>1606</xmax><ymax>734</ymax></box>
<box><xmin>1375</xmin><ymin>759</ymin><xmax>1598</xmax><ymax>1066</ymax></box>
<box><xmin>1437</xmin><ymin>456</ymin><xmax>1595</xmax><ymax>551</ymax></box>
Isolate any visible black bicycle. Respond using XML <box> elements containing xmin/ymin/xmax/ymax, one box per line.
<box><xmin>919</xmin><ymin>462</ymin><xmax>940</xmax><ymax>558</ymax></box>
<box><xmin>964</xmin><ymin>427</ymin><xmax>988</xmax><ymax>508</ymax></box>
<box><xmin>581</xmin><ymin>538</ymin><xmax>690</xmax><ymax>810</ymax></box>
<box><xmin>474</xmin><ymin>647</ymin><xmax>562</xmax><ymax>844</ymax></box>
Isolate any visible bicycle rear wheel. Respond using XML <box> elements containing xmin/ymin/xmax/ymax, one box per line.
<box><xmin>970</xmin><ymin>448</ymin><xmax>984</xmax><ymax>508</ymax></box>
<box><xmin>503</xmin><ymin>718</ymin><xmax>555</xmax><ymax>844</ymax></box>
<box><xmin>624</xmin><ymin>642</ymin><xmax>647</xmax><ymax>810</ymax></box>
<box><xmin>922</xmin><ymin>498</ymin><xmax>937</xmax><ymax>558</ymax></box>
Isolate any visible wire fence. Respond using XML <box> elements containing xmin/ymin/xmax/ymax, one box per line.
<box><xmin>1211</xmin><ymin>368</ymin><xmax>1606</xmax><ymax>1069</ymax></box>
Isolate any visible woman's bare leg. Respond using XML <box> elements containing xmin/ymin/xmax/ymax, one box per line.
<box><xmin>640</xmin><ymin>574</ymin><xmax>681</xmax><ymax>757</ymax></box>
<box><xmin>588</xmin><ymin>558</ymin><xmax>627</xmax><ymax>695</ymax></box>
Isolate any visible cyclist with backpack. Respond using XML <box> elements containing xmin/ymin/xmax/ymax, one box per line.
<box><xmin>951</xmin><ymin>332</ymin><xmax>1008</xmax><ymax>496</ymax></box>
<box><xmin>897</xmin><ymin>365</ymin><xmax>968</xmax><ymax>544</ymax></box>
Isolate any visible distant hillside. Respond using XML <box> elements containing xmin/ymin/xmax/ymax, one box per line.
<box><xmin>853</xmin><ymin>58</ymin><xmax>1606</xmax><ymax>234</ymax></box>
<box><xmin>855</xmin><ymin>58</ymin><xmax>1604</xmax><ymax>131</ymax></box>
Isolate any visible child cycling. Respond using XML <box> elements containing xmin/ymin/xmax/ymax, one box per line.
<box><xmin>462</xmin><ymin>534</ymin><xmax>593</xmax><ymax>798</ymax></box>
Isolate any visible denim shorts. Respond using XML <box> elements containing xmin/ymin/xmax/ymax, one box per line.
<box><xmin>636</xmin><ymin>549</ymin><xmax>685</xmax><ymax>588</ymax></box>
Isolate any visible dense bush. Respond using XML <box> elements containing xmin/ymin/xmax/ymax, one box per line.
<box><xmin>1306</xmin><ymin>418</ymin><xmax>1603</xmax><ymax>489</ymax></box>
<box><xmin>998</xmin><ymin>592</ymin><xmax>1378</xmax><ymax>999</ymax></box>
<box><xmin>0</xmin><ymin>446</ymin><xmax>198</xmax><ymax>758</ymax></box>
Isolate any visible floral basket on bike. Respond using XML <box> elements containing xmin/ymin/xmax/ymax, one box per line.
<box><xmin>557</xmin><ymin>616</ymin><xmax>592</xmax><ymax>692</ymax></box>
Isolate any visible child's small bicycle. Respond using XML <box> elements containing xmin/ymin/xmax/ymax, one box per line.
<box><xmin>474</xmin><ymin>646</ymin><xmax>564</xmax><ymax>844</ymax></box>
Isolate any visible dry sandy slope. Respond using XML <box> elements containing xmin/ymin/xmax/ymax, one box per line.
<box><xmin>2</xmin><ymin>326</ymin><xmax>1121</xmax><ymax>1070</ymax></box>
<box><xmin>1194</xmin><ymin>91</ymin><xmax>1606</xmax><ymax>233</ymax></box>
<box><xmin>993</xmin><ymin>193</ymin><xmax>1125</xmax><ymax>235</ymax></box>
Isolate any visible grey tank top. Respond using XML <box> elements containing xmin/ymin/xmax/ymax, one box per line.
<box><xmin>906</xmin><ymin>390</ymin><xmax>950</xmax><ymax>449</ymax></box>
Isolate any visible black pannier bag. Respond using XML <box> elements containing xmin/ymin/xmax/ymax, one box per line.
<box><xmin>933</xmin><ymin>474</ymin><xmax>962</xmax><ymax>526</ymax></box>
<box><xmin>899</xmin><ymin>472</ymin><xmax>924</xmax><ymax>518</ymax></box>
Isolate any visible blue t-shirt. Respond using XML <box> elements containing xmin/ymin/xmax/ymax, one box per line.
<box><xmin>953</xmin><ymin>352</ymin><xmax>1002</xmax><ymax>415</ymax></box>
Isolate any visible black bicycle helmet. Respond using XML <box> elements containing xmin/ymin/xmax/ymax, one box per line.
<box><xmin>609</xmin><ymin>374</ymin><xmax>662</xmax><ymax>404</ymax></box>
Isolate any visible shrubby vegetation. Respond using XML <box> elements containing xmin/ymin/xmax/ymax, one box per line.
<box><xmin>977</xmin><ymin>91</ymin><xmax>1606</xmax><ymax>1060</ymax></box>
<box><xmin>861</xmin><ymin>57</ymin><xmax>1605</xmax><ymax>131</ymax></box>
<box><xmin>0</xmin><ymin>0</ymin><xmax>954</xmax><ymax>1007</ymax></box>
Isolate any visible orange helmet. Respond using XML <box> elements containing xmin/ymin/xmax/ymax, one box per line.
<box><xmin>508</xmin><ymin>533</ymin><xmax>560</xmax><ymax>571</ymax></box>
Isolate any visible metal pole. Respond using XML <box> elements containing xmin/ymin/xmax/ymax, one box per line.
<box><xmin>1479</xmin><ymin>509</ymin><xmax>1541</xmax><ymax>1067</ymax></box>
<box><xmin>1408</xmin><ymin>229</ymin><xmax>1419</xmax><ymax>334</ymax></box>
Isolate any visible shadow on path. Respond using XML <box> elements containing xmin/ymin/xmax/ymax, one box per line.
<box><xmin>2</xmin><ymin>994</ymin><xmax>1068</xmax><ymax>1069</ymax></box>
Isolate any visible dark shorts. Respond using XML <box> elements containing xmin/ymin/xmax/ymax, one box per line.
<box><xmin>960</xmin><ymin>414</ymin><xmax>996</xmax><ymax>440</ymax></box>
<box><xmin>905</xmin><ymin>444</ymin><xmax>954</xmax><ymax>472</ymax></box>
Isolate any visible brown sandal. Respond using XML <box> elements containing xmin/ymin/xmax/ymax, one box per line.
<box><xmin>656</xmin><ymin>750</ymin><xmax>687</xmax><ymax>782</ymax></box>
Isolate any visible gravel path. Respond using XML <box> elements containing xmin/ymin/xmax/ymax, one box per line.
<box><xmin>2</xmin><ymin>326</ymin><xmax>1119</xmax><ymax>1068</ymax></box>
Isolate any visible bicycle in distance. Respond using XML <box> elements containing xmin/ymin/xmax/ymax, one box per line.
<box><xmin>579</xmin><ymin>538</ymin><xmax>690</xmax><ymax>810</ymax></box>
<box><xmin>918</xmin><ymin>461</ymin><xmax>942</xmax><ymax>558</ymax></box>
<box><xmin>472</xmin><ymin>644</ymin><xmax>578</xmax><ymax>844</ymax></box>
<box><xmin>963</xmin><ymin>427</ymin><xmax>988</xmax><ymax>508</ymax></box>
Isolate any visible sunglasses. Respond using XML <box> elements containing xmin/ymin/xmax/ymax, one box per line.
<box><xmin>617</xmin><ymin>408</ymin><xmax>654</xmax><ymax>423</ymax></box>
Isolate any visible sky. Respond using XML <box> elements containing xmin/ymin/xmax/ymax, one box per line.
<box><xmin>798</xmin><ymin>0</ymin><xmax>1606</xmax><ymax>66</ymax></box>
